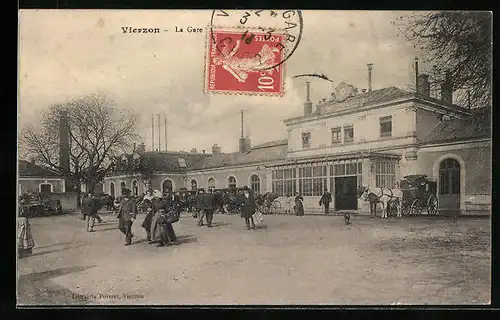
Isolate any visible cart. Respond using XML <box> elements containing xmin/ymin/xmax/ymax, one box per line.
<box><xmin>256</xmin><ymin>192</ymin><xmax>282</xmax><ymax>215</ymax></box>
<box><xmin>398</xmin><ymin>174</ymin><xmax>439</xmax><ymax>216</ymax></box>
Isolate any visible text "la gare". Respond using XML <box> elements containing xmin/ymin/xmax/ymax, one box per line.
<box><xmin>121</xmin><ymin>26</ymin><xmax>204</xmax><ymax>34</ymax></box>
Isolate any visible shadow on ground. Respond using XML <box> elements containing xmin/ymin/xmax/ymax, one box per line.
<box><xmin>92</xmin><ymin>227</ymin><xmax>118</xmax><ymax>232</ymax></box>
<box><xmin>18</xmin><ymin>265</ymin><xmax>96</xmax><ymax>305</ymax></box>
<box><xmin>24</xmin><ymin>243</ymin><xmax>91</xmax><ymax>258</ymax></box>
<box><xmin>211</xmin><ymin>222</ymin><xmax>231</xmax><ymax>227</ymax></box>
<box><xmin>175</xmin><ymin>235</ymin><xmax>197</xmax><ymax>245</ymax></box>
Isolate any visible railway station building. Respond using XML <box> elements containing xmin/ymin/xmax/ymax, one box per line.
<box><xmin>103</xmin><ymin>74</ymin><xmax>491</xmax><ymax>215</ymax></box>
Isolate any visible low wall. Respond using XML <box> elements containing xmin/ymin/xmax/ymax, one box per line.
<box><xmin>49</xmin><ymin>192</ymin><xmax>79</xmax><ymax>211</ymax></box>
<box><xmin>463</xmin><ymin>194</ymin><xmax>491</xmax><ymax>211</ymax></box>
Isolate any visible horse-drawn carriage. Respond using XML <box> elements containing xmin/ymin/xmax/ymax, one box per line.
<box><xmin>255</xmin><ymin>192</ymin><xmax>282</xmax><ymax>215</ymax></box>
<box><xmin>213</xmin><ymin>188</ymin><xmax>242</xmax><ymax>215</ymax></box>
<box><xmin>394</xmin><ymin>174</ymin><xmax>439</xmax><ymax>216</ymax></box>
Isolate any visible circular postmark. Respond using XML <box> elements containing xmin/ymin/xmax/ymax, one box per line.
<box><xmin>209</xmin><ymin>10</ymin><xmax>303</xmax><ymax>71</ymax></box>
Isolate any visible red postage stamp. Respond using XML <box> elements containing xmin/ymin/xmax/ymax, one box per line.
<box><xmin>205</xmin><ymin>29</ymin><xmax>285</xmax><ymax>96</ymax></box>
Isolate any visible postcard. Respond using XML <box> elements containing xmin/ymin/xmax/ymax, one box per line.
<box><xmin>17</xmin><ymin>10</ymin><xmax>492</xmax><ymax>306</ymax></box>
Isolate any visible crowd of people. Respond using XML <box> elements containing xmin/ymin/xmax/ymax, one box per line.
<box><xmin>18</xmin><ymin>185</ymin><xmax>334</xmax><ymax>255</ymax></box>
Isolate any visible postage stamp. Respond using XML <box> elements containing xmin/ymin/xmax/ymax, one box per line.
<box><xmin>205</xmin><ymin>29</ymin><xmax>286</xmax><ymax>96</ymax></box>
<box><xmin>206</xmin><ymin>10</ymin><xmax>303</xmax><ymax>95</ymax></box>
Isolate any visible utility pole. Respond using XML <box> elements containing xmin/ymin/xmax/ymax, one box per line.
<box><xmin>151</xmin><ymin>114</ymin><xmax>155</xmax><ymax>152</ymax></box>
<box><xmin>157</xmin><ymin>114</ymin><xmax>161</xmax><ymax>151</ymax></box>
<box><xmin>164</xmin><ymin>115</ymin><xmax>167</xmax><ymax>151</ymax></box>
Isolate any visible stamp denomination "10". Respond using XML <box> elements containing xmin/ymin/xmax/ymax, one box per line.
<box><xmin>205</xmin><ymin>29</ymin><xmax>285</xmax><ymax>96</ymax></box>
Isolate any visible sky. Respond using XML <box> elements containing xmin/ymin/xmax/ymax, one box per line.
<box><xmin>18</xmin><ymin>10</ymin><xmax>425</xmax><ymax>154</ymax></box>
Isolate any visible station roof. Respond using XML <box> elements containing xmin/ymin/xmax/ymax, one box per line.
<box><xmin>189</xmin><ymin>139</ymin><xmax>288</xmax><ymax>171</ymax></box>
<box><xmin>18</xmin><ymin>160</ymin><xmax>61</xmax><ymax>178</ymax></box>
<box><xmin>422</xmin><ymin>106</ymin><xmax>491</xmax><ymax>144</ymax></box>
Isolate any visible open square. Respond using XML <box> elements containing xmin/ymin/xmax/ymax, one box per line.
<box><xmin>17</xmin><ymin>212</ymin><xmax>491</xmax><ymax>305</ymax></box>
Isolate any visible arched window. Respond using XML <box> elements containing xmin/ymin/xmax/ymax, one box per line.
<box><xmin>250</xmin><ymin>175</ymin><xmax>260</xmax><ymax>194</ymax></box>
<box><xmin>120</xmin><ymin>181</ymin><xmax>126</xmax><ymax>193</ymax></box>
<box><xmin>439</xmin><ymin>158</ymin><xmax>460</xmax><ymax>195</ymax></box>
<box><xmin>110</xmin><ymin>182</ymin><xmax>115</xmax><ymax>198</ymax></box>
<box><xmin>228</xmin><ymin>176</ymin><xmax>237</xmax><ymax>189</ymax></box>
<box><xmin>191</xmin><ymin>179</ymin><xmax>198</xmax><ymax>191</ymax></box>
<box><xmin>132</xmin><ymin>180</ymin><xmax>139</xmax><ymax>196</ymax></box>
<box><xmin>162</xmin><ymin>179</ymin><xmax>173</xmax><ymax>193</ymax></box>
<box><xmin>39</xmin><ymin>183</ymin><xmax>52</xmax><ymax>193</ymax></box>
<box><xmin>207</xmin><ymin>178</ymin><xmax>216</xmax><ymax>192</ymax></box>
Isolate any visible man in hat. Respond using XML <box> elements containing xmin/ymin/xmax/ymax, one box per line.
<box><xmin>195</xmin><ymin>188</ymin><xmax>205</xmax><ymax>225</ymax></box>
<box><xmin>81</xmin><ymin>193</ymin><xmax>92</xmax><ymax>221</ymax></box>
<box><xmin>86</xmin><ymin>193</ymin><xmax>103</xmax><ymax>232</ymax></box>
<box><xmin>239</xmin><ymin>186</ymin><xmax>257</xmax><ymax>230</ymax></box>
<box><xmin>116</xmin><ymin>188</ymin><xmax>137</xmax><ymax>246</ymax></box>
<box><xmin>202</xmin><ymin>188</ymin><xmax>216</xmax><ymax>227</ymax></box>
<box><xmin>319</xmin><ymin>189</ymin><xmax>332</xmax><ymax>215</ymax></box>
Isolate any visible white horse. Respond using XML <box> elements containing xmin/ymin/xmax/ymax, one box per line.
<box><xmin>359</xmin><ymin>186</ymin><xmax>403</xmax><ymax>219</ymax></box>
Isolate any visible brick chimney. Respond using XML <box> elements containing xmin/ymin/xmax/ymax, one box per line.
<box><xmin>212</xmin><ymin>144</ymin><xmax>221</xmax><ymax>155</ymax></box>
<box><xmin>440</xmin><ymin>71</ymin><xmax>453</xmax><ymax>103</ymax></box>
<box><xmin>304</xmin><ymin>81</ymin><xmax>313</xmax><ymax>115</ymax></box>
<box><xmin>239</xmin><ymin>137</ymin><xmax>251</xmax><ymax>153</ymax></box>
<box><xmin>59</xmin><ymin>110</ymin><xmax>73</xmax><ymax>191</ymax></box>
<box><xmin>367</xmin><ymin>63</ymin><xmax>373</xmax><ymax>93</ymax></box>
<box><xmin>416</xmin><ymin>74</ymin><xmax>430</xmax><ymax>98</ymax></box>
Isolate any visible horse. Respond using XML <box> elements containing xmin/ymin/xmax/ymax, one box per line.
<box><xmin>358</xmin><ymin>186</ymin><xmax>403</xmax><ymax>219</ymax></box>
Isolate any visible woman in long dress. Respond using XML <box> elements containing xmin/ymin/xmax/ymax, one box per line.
<box><xmin>294</xmin><ymin>192</ymin><xmax>304</xmax><ymax>216</ymax></box>
<box><xmin>150</xmin><ymin>190</ymin><xmax>177</xmax><ymax>247</ymax></box>
<box><xmin>18</xmin><ymin>200</ymin><xmax>35</xmax><ymax>258</ymax></box>
<box><xmin>140</xmin><ymin>190</ymin><xmax>154</xmax><ymax>242</ymax></box>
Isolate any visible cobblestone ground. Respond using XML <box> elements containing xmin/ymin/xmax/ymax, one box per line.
<box><xmin>17</xmin><ymin>212</ymin><xmax>491</xmax><ymax>305</ymax></box>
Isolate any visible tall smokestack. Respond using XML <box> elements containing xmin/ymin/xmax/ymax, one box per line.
<box><xmin>306</xmin><ymin>81</ymin><xmax>311</xmax><ymax>102</ymax></box>
<box><xmin>241</xmin><ymin>110</ymin><xmax>244</xmax><ymax>138</ymax></box>
<box><xmin>416</xmin><ymin>74</ymin><xmax>431</xmax><ymax>98</ymax></box>
<box><xmin>157</xmin><ymin>114</ymin><xmax>161</xmax><ymax>152</ymax></box>
<box><xmin>367</xmin><ymin>63</ymin><xmax>373</xmax><ymax>93</ymax></box>
<box><xmin>239</xmin><ymin>110</ymin><xmax>245</xmax><ymax>153</ymax></box>
<box><xmin>440</xmin><ymin>70</ymin><xmax>453</xmax><ymax>104</ymax></box>
<box><xmin>59</xmin><ymin>110</ymin><xmax>72</xmax><ymax>191</ymax></box>
<box><xmin>414</xmin><ymin>57</ymin><xmax>419</xmax><ymax>90</ymax></box>
<box><xmin>151</xmin><ymin>114</ymin><xmax>155</xmax><ymax>152</ymax></box>
<box><xmin>303</xmin><ymin>81</ymin><xmax>313</xmax><ymax>115</ymax></box>
<box><xmin>164</xmin><ymin>115</ymin><xmax>167</xmax><ymax>151</ymax></box>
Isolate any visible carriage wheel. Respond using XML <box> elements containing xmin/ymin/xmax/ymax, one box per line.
<box><xmin>272</xmin><ymin>200</ymin><xmax>282</xmax><ymax>214</ymax></box>
<box><xmin>402</xmin><ymin>204</ymin><xmax>410</xmax><ymax>216</ymax></box>
<box><xmin>269</xmin><ymin>203</ymin><xmax>279</xmax><ymax>215</ymax></box>
<box><xmin>410</xmin><ymin>199</ymin><xmax>422</xmax><ymax>216</ymax></box>
<box><xmin>427</xmin><ymin>195</ymin><xmax>439</xmax><ymax>216</ymax></box>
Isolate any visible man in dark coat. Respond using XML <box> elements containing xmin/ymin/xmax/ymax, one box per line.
<box><xmin>214</xmin><ymin>191</ymin><xmax>226</xmax><ymax>214</ymax></box>
<box><xmin>319</xmin><ymin>189</ymin><xmax>332</xmax><ymax>215</ymax></box>
<box><xmin>116</xmin><ymin>188</ymin><xmax>137</xmax><ymax>246</ymax></box>
<box><xmin>86</xmin><ymin>193</ymin><xmax>102</xmax><ymax>232</ymax></box>
<box><xmin>195</xmin><ymin>189</ymin><xmax>205</xmax><ymax>224</ymax></box>
<box><xmin>81</xmin><ymin>193</ymin><xmax>92</xmax><ymax>221</ymax></box>
<box><xmin>201</xmin><ymin>189</ymin><xmax>216</xmax><ymax>227</ymax></box>
<box><xmin>239</xmin><ymin>186</ymin><xmax>257</xmax><ymax>230</ymax></box>
<box><xmin>162</xmin><ymin>190</ymin><xmax>178</xmax><ymax>243</ymax></box>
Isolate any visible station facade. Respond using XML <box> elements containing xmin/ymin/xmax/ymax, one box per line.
<box><xmin>103</xmin><ymin>77</ymin><xmax>491</xmax><ymax>214</ymax></box>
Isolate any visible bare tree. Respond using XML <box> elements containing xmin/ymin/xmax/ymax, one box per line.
<box><xmin>20</xmin><ymin>93</ymin><xmax>139</xmax><ymax>198</ymax></box>
<box><xmin>394</xmin><ymin>11</ymin><xmax>492</xmax><ymax>108</ymax></box>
